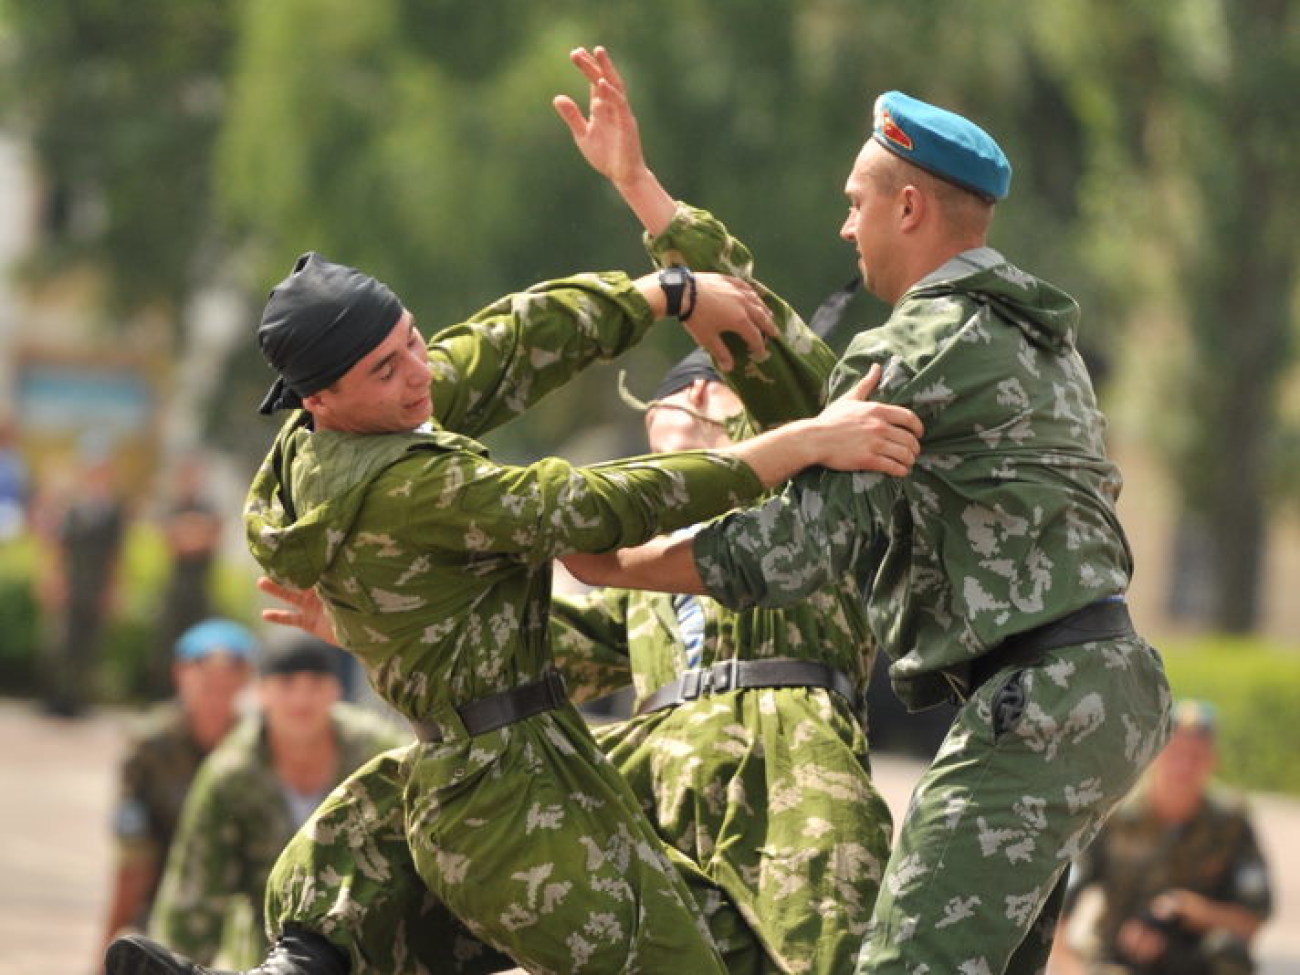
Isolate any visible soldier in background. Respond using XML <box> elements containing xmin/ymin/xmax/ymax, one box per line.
<box><xmin>1051</xmin><ymin>701</ymin><xmax>1273</xmax><ymax>975</ymax></box>
<box><xmin>149</xmin><ymin>453</ymin><xmax>225</xmax><ymax>700</ymax></box>
<box><xmin>98</xmin><ymin>619</ymin><xmax>256</xmax><ymax>968</ymax></box>
<box><xmin>149</xmin><ymin>634</ymin><xmax>406</xmax><ymax>970</ymax></box>
<box><xmin>42</xmin><ymin>449</ymin><xmax>127</xmax><ymax>717</ymax></box>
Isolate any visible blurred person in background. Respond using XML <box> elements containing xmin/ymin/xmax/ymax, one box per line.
<box><xmin>41</xmin><ymin>446</ymin><xmax>127</xmax><ymax>717</ymax></box>
<box><xmin>0</xmin><ymin>415</ymin><xmax>29</xmax><ymax>542</ymax></box>
<box><xmin>147</xmin><ymin>633</ymin><xmax>406</xmax><ymax>970</ymax></box>
<box><xmin>1050</xmin><ymin>700</ymin><xmax>1273</xmax><ymax>975</ymax></box>
<box><xmin>98</xmin><ymin>619</ymin><xmax>256</xmax><ymax>967</ymax></box>
<box><xmin>148</xmin><ymin>453</ymin><xmax>225</xmax><ymax>699</ymax></box>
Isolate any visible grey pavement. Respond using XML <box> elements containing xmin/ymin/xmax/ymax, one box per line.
<box><xmin>1</xmin><ymin>697</ymin><xmax>1296</xmax><ymax>974</ymax></box>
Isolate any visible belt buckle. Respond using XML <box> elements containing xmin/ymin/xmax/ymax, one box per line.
<box><xmin>710</xmin><ymin>659</ymin><xmax>738</xmax><ymax>694</ymax></box>
<box><xmin>680</xmin><ymin>668</ymin><xmax>706</xmax><ymax>702</ymax></box>
<box><xmin>543</xmin><ymin>669</ymin><xmax>567</xmax><ymax>708</ymax></box>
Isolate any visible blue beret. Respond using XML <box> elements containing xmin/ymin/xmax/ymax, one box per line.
<box><xmin>175</xmin><ymin>618</ymin><xmax>257</xmax><ymax>662</ymax></box>
<box><xmin>1171</xmin><ymin>699</ymin><xmax>1217</xmax><ymax>737</ymax></box>
<box><xmin>872</xmin><ymin>91</ymin><xmax>1012</xmax><ymax>202</ymax></box>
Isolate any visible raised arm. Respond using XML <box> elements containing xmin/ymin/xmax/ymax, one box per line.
<box><xmin>426</xmin><ymin>269</ymin><xmax>773</xmax><ymax>437</ymax></box>
<box><xmin>555</xmin><ymin>45</ymin><xmax>837</xmax><ymax>422</ymax></box>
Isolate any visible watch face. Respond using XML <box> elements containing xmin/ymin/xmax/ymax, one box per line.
<box><xmin>662</xmin><ymin>267</ymin><xmax>686</xmax><ymax>286</ymax></box>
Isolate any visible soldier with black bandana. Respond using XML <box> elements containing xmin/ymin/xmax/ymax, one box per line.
<box><xmin>106</xmin><ymin>240</ymin><xmax>921</xmax><ymax>975</ymax></box>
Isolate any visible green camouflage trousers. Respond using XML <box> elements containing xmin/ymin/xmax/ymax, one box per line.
<box><xmin>266</xmin><ymin>748</ymin><xmax>513</xmax><ymax>975</ymax></box>
<box><xmin>267</xmin><ymin>705</ymin><xmax>731</xmax><ymax>974</ymax></box>
<box><xmin>595</xmin><ymin>687</ymin><xmax>893</xmax><ymax>974</ymax></box>
<box><xmin>855</xmin><ymin>638</ymin><xmax>1170</xmax><ymax>974</ymax></box>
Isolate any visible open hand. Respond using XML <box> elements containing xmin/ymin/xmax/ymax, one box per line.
<box><xmin>256</xmin><ymin>575</ymin><xmax>340</xmax><ymax>645</ymax></box>
<box><xmin>808</xmin><ymin>364</ymin><xmax>924</xmax><ymax>475</ymax></box>
<box><xmin>553</xmin><ymin>46</ymin><xmax>644</xmax><ymax>186</ymax></box>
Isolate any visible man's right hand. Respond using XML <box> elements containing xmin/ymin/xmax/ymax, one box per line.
<box><xmin>554</xmin><ymin>45</ymin><xmax>678</xmax><ymax>237</ymax></box>
<box><xmin>256</xmin><ymin>576</ymin><xmax>340</xmax><ymax>646</ymax></box>
<box><xmin>802</xmin><ymin>364</ymin><xmax>924</xmax><ymax>476</ymax></box>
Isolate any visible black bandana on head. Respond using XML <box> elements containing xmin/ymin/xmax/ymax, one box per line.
<box><xmin>256</xmin><ymin>252</ymin><xmax>404</xmax><ymax>415</ymax></box>
<box><xmin>651</xmin><ymin>347</ymin><xmax>721</xmax><ymax>401</ymax></box>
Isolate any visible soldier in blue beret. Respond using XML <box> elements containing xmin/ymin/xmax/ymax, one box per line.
<box><xmin>556</xmin><ymin>46</ymin><xmax>1172</xmax><ymax>975</ymax></box>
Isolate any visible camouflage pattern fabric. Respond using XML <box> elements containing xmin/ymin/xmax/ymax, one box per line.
<box><xmin>265</xmin><ymin>747</ymin><xmax>515</xmax><ymax>975</ymax></box>
<box><xmin>652</xmin><ymin>204</ymin><xmax>1172</xmax><ymax>973</ymax></box>
<box><xmin>246</xmin><ymin>272</ymin><xmax>766</xmax><ymax>973</ymax></box>
<box><xmin>552</xmin><ymin>585</ymin><xmax>893</xmax><ymax>975</ymax></box>
<box><xmin>149</xmin><ymin>704</ymin><xmax>405</xmax><ymax>968</ymax></box>
<box><xmin>1065</xmin><ymin>782</ymin><xmax>1273</xmax><ymax>974</ymax></box>
<box><xmin>545</xmin><ymin>275</ymin><xmax>892</xmax><ymax>973</ymax></box>
<box><xmin>111</xmin><ymin>703</ymin><xmax>214</xmax><ymax>927</ymax></box>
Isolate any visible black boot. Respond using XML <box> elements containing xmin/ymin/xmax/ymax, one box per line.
<box><xmin>105</xmin><ymin>926</ymin><xmax>349</xmax><ymax>975</ymax></box>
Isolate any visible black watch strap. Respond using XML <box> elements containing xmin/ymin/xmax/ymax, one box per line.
<box><xmin>658</xmin><ymin>265</ymin><xmax>697</xmax><ymax>321</ymax></box>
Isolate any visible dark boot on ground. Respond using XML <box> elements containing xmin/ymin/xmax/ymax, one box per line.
<box><xmin>105</xmin><ymin>926</ymin><xmax>348</xmax><ymax>975</ymax></box>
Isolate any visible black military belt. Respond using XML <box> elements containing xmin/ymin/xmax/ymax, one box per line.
<box><xmin>966</xmin><ymin>598</ymin><xmax>1135</xmax><ymax>694</ymax></box>
<box><xmin>410</xmin><ymin>668</ymin><xmax>568</xmax><ymax>742</ymax></box>
<box><xmin>635</xmin><ymin>658</ymin><xmax>858</xmax><ymax>717</ymax></box>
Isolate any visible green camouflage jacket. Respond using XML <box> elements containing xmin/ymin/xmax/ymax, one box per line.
<box><xmin>244</xmin><ymin>271</ymin><xmax>762</xmax><ymax>726</ymax></box>
<box><xmin>150</xmin><ymin>704</ymin><xmax>405</xmax><ymax>967</ymax></box>
<box><xmin>667</xmin><ymin>205</ymin><xmax>1133</xmax><ymax>709</ymax></box>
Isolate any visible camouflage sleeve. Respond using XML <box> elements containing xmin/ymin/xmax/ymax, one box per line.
<box><xmin>396</xmin><ymin>448</ymin><xmax>765</xmax><ymax>566</ymax></box>
<box><xmin>549</xmin><ymin>590</ymin><xmax>634</xmax><ymax>703</ymax></box>
<box><xmin>644</xmin><ymin>203</ymin><xmax>839</xmax><ymax>429</ymax></box>
<box><xmin>692</xmin><ymin>466</ymin><xmax>897</xmax><ymax>611</ymax></box>
<box><xmin>149</xmin><ymin>765</ymin><xmax>244</xmax><ymax>965</ymax></box>
<box><xmin>426</xmin><ymin>271</ymin><xmax>657</xmax><ymax>438</ymax></box>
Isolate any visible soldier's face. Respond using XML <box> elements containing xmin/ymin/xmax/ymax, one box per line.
<box><xmin>259</xmin><ymin>670</ymin><xmax>341</xmax><ymax>742</ymax></box>
<box><xmin>841</xmin><ymin>142</ymin><xmax>907</xmax><ymax>305</ymax></box>
<box><xmin>645</xmin><ymin>380</ymin><xmax>740</xmax><ymax>453</ymax></box>
<box><xmin>305</xmin><ymin>311</ymin><xmax>433</xmax><ymax>434</ymax></box>
<box><xmin>1152</xmin><ymin>728</ymin><xmax>1216</xmax><ymax>798</ymax></box>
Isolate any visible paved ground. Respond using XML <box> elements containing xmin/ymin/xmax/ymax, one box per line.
<box><xmin>2</xmin><ymin>697</ymin><xmax>1296</xmax><ymax>974</ymax></box>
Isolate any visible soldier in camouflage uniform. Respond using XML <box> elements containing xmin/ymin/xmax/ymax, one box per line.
<box><xmin>99</xmin><ymin>620</ymin><xmax>256</xmax><ymax>964</ymax></box>
<box><xmin>107</xmin><ymin>249</ymin><xmax>921</xmax><ymax>975</ymax></box>
<box><xmin>1053</xmin><ymin>701</ymin><xmax>1272</xmax><ymax>975</ymax></box>
<box><xmin>545</xmin><ymin>350</ymin><xmax>895</xmax><ymax>974</ymax></box>
<box><xmin>557</xmin><ymin>48</ymin><xmax>1172</xmax><ymax>975</ymax></box>
<box><xmin>150</xmin><ymin>636</ymin><xmax>406</xmax><ymax>969</ymax></box>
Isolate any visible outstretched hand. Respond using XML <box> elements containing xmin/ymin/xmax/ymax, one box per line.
<box><xmin>553</xmin><ymin>46</ymin><xmax>644</xmax><ymax>187</ymax></box>
<box><xmin>256</xmin><ymin>576</ymin><xmax>340</xmax><ymax>646</ymax></box>
<box><xmin>809</xmin><ymin>364</ymin><xmax>924</xmax><ymax>475</ymax></box>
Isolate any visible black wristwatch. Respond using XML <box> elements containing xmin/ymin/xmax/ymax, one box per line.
<box><xmin>658</xmin><ymin>265</ymin><xmax>697</xmax><ymax>322</ymax></box>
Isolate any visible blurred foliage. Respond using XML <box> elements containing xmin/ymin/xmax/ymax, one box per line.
<box><xmin>1159</xmin><ymin>635</ymin><xmax>1300</xmax><ymax>796</ymax></box>
<box><xmin>0</xmin><ymin>536</ymin><xmax>42</xmax><ymax>693</ymax></box>
<box><xmin>2</xmin><ymin>0</ymin><xmax>1298</xmax><ymax>630</ymax></box>
<box><xmin>0</xmin><ymin>0</ymin><xmax>235</xmax><ymax>317</ymax></box>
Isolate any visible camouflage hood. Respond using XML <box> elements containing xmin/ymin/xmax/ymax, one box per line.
<box><xmin>909</xmin><ymin>251</ymin><xmax>1081</xmax><ymax>355</ymax></box>
<box><xmin>243</xmin><ymin>413</ymin><xmax>477</xmax><ymax>589</ymax></box>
